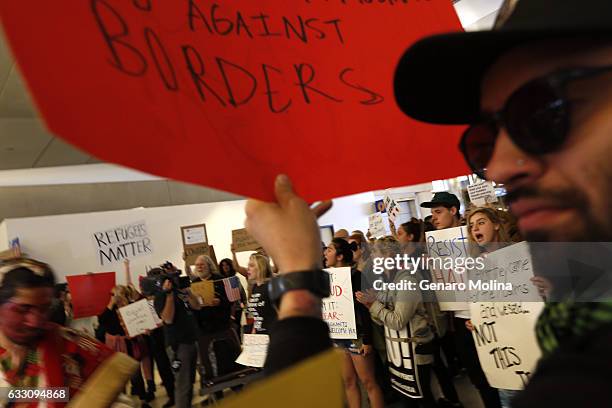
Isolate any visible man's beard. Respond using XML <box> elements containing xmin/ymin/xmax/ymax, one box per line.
<box><xmin>506</xmin><ymin>185</ymin><xmax>612</xmax><ymax>242</ymax></box>
<box><xmin>7</xmin><ymin>329</ymin><xmax>45</xmax><ymax>346</ymax></box>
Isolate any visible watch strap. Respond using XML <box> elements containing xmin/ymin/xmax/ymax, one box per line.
<box><xmin>268</xmin><ymin>270</ymin><xmax>331</xmax><ymax>303</ymax></box>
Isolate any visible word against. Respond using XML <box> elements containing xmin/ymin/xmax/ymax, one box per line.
<box><xmin>322</xmin><ymin>267</ymin><xmax>357</xmax><ymax>340</ymax></box>
<box><xmin>93</xmin><ymin>221</ymin><xmax>152</xmax><ymax>266</ymax></box>
<box><xmin>469</xmin><ymin>302</ymin><xmax>544</xmax><ymax>390</ymax></box>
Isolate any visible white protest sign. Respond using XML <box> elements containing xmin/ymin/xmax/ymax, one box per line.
<box><xmin>469</xmin><ymin>302</ymin><xmax>544</xmax><ymax>390</ymax></box>
<box><xmin>369</xmin><ymin>212</ymin><xmax>386</xmax><ymax>238</ymax></box>
<box><xmin>148</xmin><ymin>299</ymin><xmax>162</xmax><ymax>326</ymax></box>
<box><xmin>183</xmin><ymin>225</ymin><xmax>207</xmax><ymax>245</ymax></box>
<box><xmin>425</xmin><ymin>226</ymin><xmax>470</xmax><ymax>311</ymax></box>
<box><xmin>93</xmin><ymin>220</ymin><xmax>153</xmax><ymax>266</ymax></box>
<box><xmin>236</xmin><ymin>334</ymin><xmax>270</xmax><ymax>368</ymax></box>
<box><xmin>383</xmin><ymin>193</ymin><xmax>400</xmax><ymax>224</ymax></box>
<box><xmin>322</xmin><ymin>267</ymin><xmax>357</xmax><ymax>339</ymax></box>
<box><xmin>468</xmin><ymin>242</ymin><xmax>542</xmax><ymax>303</ymax></box>
<box><xmin>117</xmin><ymin>298</ymin><xmax>161</xmax><ymax>338</ymax></box>
<box><xmin>467</xmin><ymin>181</ymin><xmax>498</xmax><ymax>206</ymax></box>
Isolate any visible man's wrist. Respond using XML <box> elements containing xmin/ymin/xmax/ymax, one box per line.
<box><xmin>278</xmin><ymin>290</ymin><xmax>322</xmax><ymax>320</ymax></box>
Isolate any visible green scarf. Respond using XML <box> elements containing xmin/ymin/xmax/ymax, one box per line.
<box><xmin>536</xmin><ymin>301</ymin><xmax>612</xmax><ymax>356</ymax></box>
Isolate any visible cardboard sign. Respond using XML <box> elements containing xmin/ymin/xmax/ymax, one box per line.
<box><xmin>0</xmin><ymin>1</ymin><xmax>465</xmax><ymax>202</ymax></box>
<box><xmin>383</xmin><ymin>193</ymin><xmax>401</xmax><ymax>224</ymax></box>
<box><xmin>322</xmin><ymin>267</ymin><xmax>357</xmax><ymax>340</ymax></box>
<box><xmin>468</xmin><ymin>242</ymin><xmax>542</xmax><ymax>303</ymax></box>
<box><xmin>181</xmin><ymin>223</ymin><xmax>215</xmax><ymax>266</ymax></box>
<box><xmin>232</xmin><ymin>228</ymin><xmax>261</xmax><ymax>252</ymax></box>
<box><xmin>425</xmin><ymin>226</ymin><xmax>469</xmax><ymax>311</ymax></box>
<box><xmin>93</xmin><ymin>221</ymin><xmax>153</xmax><ymax>266</ymax></box>
<box><xmin>235</xmin><ymin>334</ymin><xmax>270</xmax><ymax>368</ymax></box>
<box><xmin>368</xmin><ymin>212</ymin><xmax>386</xmax><ymax>238</ymax></box>
<box><xmin>117</xmin><ymin>298</ymin><xmax>161</xmax><ymax>338</ymax></box>
<box><xmin>467</xmin><ymin>181</ymin><xmax>498</xmax><ymax>206</ymax></box>
<box><xmin>385</xmin><ymin>325</ymin><xmax>422</xmax><ymax>399</ymax></box>
<box><xmin>191</xmin><ymin>279</ymin><xmax>216</xmax><ymax>306</ymax></box>
<box><xmin>469</xmin><ymin>302</ymin><xmax>544</xmax><ymax>390</ymax></box>
<box><xmin>66</xmin><ymin>272</ymin><xmax>116</xmax><ymax>319</ymax></box>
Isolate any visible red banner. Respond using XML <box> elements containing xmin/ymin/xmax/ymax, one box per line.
<box><xmin>66</xmin><ymin>272</ymin><xmax>116</xmax><ymax>319</ymax></box>
<box><xmin>0</xmin><ymin>0</ymin><xmax>467</xmax><ymax>201</ymax></box>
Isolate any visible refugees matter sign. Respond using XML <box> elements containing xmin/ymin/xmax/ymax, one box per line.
<box><xmin>322</xmin><ymin>267</ymin><xmax>357</xmax><ymax>340</ymax></box>
<box><xmin>425</xmin><ymin>226</ymin><xmax>470</xmax><ymax>311</ymax></box>
<box><xmin>93</xmin><ymin>221</ymin><xmax>152</xmax><ymax>266</ymax></box>
<box><xmin>0</xmin><ymin>1</ymin><xmax>465</xmax><ymax>202</ymax></box>
<box><xmin>469</xmin><ymin>302</ymin><xmax>544</xmax><ymax>390</ymax></box>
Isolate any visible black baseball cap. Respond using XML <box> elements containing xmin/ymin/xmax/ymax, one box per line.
<box><xmin>394</xmin><ymin>0</ymin><xmax>612</xmax><ymax>125</ymax></box>
<box><xmin>420</xmin><ymin>192</ymin><xmax>460</xmax><ymax>209</ymax></box>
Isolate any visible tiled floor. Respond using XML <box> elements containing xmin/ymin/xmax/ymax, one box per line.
<box><xmin>129</xmin><ymin>369</ymin><xmax>487</xmax><ymax>407</ymax></box>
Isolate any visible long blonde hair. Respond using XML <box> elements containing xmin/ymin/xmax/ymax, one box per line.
<box><xmin>249</xmin><ymin>253</ymin><xmax>273</xmax><ymax>285</ymax></box>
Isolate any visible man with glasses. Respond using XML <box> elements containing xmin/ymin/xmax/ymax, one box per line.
<box><xmin>0</xmin><ymin>258</ymin><xmax>137</xmax><ymax>407</ymax></box>
<box><xmin>243</xmin><ymin>0</ymin><xmax>612</xmax><ymax>406</ymax></box>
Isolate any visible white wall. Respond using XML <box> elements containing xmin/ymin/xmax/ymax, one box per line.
<box><xmin>4</xmin><ymin>200</ymin><xmax>247</xmax><ymax>283</ymax></box>
<box><xmin>0</xmin><ymin>220</ymin><xmax>8</xmax><ymax>250</ymax></box>
<box><xmin>318</xmin><ymin>192</ymin><xmax>376</xmax><ymax>236</ymax></box>
<box><xmin>4</xmin><ymin>193</ymin><xmax>373</xmax><ymax>282</ymax></box>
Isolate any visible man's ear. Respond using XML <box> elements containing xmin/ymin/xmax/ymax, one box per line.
<box><xmin>450</xmin><ymin>207</ymin><xmax>458</xmax><ymax>217</ymax></box>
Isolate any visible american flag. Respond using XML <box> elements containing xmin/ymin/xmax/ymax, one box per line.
<box><xmin>223</xmin><ymin>276</ymin><xmax>241</xmax><ymax>302</ymax></box>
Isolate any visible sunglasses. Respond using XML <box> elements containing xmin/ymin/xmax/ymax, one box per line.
<box><xmin>459</xmin><ymin>65</ymin><xmax>612</xmax><ymax>179</ymax></box>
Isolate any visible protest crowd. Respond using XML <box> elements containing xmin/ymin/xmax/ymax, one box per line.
<box><xmin>1</xmin><ymin>0</ymin><xmax>612</xmax><ymax>407</ymax></box>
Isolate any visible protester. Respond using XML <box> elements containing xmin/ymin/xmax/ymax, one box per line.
<box><xmin>0</xmin><ymin>257</ymin><xmax>137</xmax><ymax>407</ymax></box>
<box><xmin>98</xmin><ymin>285</ymin><xmax>152</xmax><ymax>405</ymax></box>
<box><xmin>49</xmin><ymin>283</ymin><xmax>73</xmax><ymax>326</ymax></box>
<box><xmin>464</xmin><ymin>207</ymin><xmax>517</xmax><ymax>408</ymax></box>
<box><xmin>334</xmin><ymin>229</ymin><xmax>350</xmax><ymax>239</ymax></box>
<box><xmin>355</xmin><ymin>236</ymin><xmax>437</xmax><ymax>408</ymax></box>
<box><xmin>219</xmin><ymin>258</ymin><xmax>248</xmax><ymax>333</ymax></box>
<box><xmin>190</xmin><ymin>255</ymin><xmax>241</xmax><ymax>402</ymax></box>
<box><xmin>393</xmin><ymin>0</ymin><xmax>612</xmax><ymax>404</ymax></box>
<box><xmin>396</xmin><ymin>219</ymin><xmax>462</xmax><ymax>408</ymax></box>
<box><xmin>153</xmin><ymin>265</ymin><xmax>202</xmax><ymax>408</ymax></box>
<box><xmin>245</xmin><ymin>253</ymin><xmax>278</xmax><ymax>334</ymax></box>
<box><xmin>347</xmin><ymin>233</ymin><xmax>371</xmax><ymax>272</ymax></box>
<box><xmin>421</xmin><ymin>195</ymin><xmax>501</xmax><ymax>408</ymax></box>
<box><xmin>420</xmin><ymin>193</ymin><xmax>462</xmax><ymax>230</ymax></box>
<box><xmin>325</xmin><ymin>238</ymin><xmax>384</xmax><ymax>408</ymax></box>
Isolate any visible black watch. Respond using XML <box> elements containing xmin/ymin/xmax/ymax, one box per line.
<box><xmin>268</xmin><ymin>270</ymin><xmax>331</xmax><ymax>304</ymax></box>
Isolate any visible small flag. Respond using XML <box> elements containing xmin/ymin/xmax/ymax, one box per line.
<box><xmin>224</xmin><ymin>276</ymin><xmax>241</xmax><ymax>302</ymax></box>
